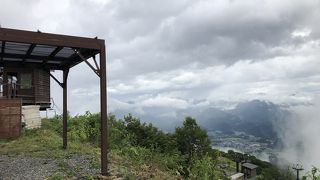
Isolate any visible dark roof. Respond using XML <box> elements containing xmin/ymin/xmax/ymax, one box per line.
<box><xmin>0</xmin><ymin>27</ymin><xmax>105</xmax><ymax>70</ymax></box>
<box><xmin>242</xmin><ymin>163</ymin><xmax>258</xmax><ymax>169</ymax></box>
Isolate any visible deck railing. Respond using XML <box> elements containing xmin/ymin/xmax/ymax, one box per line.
<box><xmin>0</xmin><ymin>82</ymin><xmax>35</xmax><ymax>98</ymax></box>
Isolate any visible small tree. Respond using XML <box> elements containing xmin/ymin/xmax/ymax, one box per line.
<box><xmin>123</xmin><ymin>113</ymin><xmax>178</xmax><ymax>153</ymax></box>
<box><xmin>175</xmin><ymin>117</ymin><xmax>211</xmax><ymax>166</ymax></box>
<box><xmin>302</xmin><ymin>166</ymin><xmax>320</xmax><ymax>180</ymax></box>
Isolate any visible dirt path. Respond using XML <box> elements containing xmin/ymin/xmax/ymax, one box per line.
<box><xmin>0</xmin><ymin>155</ymin><xmax>100</xmax><ymax>179</ymax></box>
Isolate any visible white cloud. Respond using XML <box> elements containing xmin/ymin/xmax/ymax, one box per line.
<box><xmin>0</xmin><ymin>0</ymin><xmax>319</xmax><ymax>116</ymax></box>
<box><xmin>108</xmin><ymin>42</ymin><xmax>320</xmax><ymax>109</ymax></box>
<box><xmin>291</xmin><ymin>28</ymin><xmax>312</xmax><ymax>38</ymax></box>
<box><xmin>140</xmin><ymin>95</ymin><xmax>189</xmax><ymax>109</ymax></box>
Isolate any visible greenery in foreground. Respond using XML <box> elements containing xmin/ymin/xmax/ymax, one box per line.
<box><xmin>1</xmin><ymin>112</ymin><xmax>318</xmax><ymax>179</ymax></box>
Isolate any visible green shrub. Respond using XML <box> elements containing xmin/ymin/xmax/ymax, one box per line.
<box><xmin>174</xmin><ymin>116</ymin><xmax>211</xmax><ymax>168</ymax></box>
<box><xmin>42</xmin><ymin>116</ymin><xmax>63</xmax><ymax>134</ymax></box>
<box><xmin>190</xmin><ymin>155</ymin><xmax>226</xmax><ymax>180</ymax></box>
<box><xmin>302</xmin><ymin>166</ymin><xmax>320</xmax><ymax>180</ymax></box>
<box><xmin>108</xmin><ymin>114</ymin><xmax>133</xmax><ymax>149</ymax></box>
<box><xmin>123</xmin><ymin>114</ymin><xmax>178</xmax><ymax>154</ymax></box>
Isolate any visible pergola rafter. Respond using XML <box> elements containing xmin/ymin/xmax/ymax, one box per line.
<box><xmin>22</xmin><ymin>43</ymin><xmax>36</xmax><ymax>62</ymax></box>
<box><xmin>0</xmin><ymin>27</ymin><xmax>108</xmax><ymax>176</ymax></box>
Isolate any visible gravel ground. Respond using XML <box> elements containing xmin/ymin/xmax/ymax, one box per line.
<box><xmin>0</xmin><ymin>155</ymin><xmax>101</xmax><ymax>180</ymax></box>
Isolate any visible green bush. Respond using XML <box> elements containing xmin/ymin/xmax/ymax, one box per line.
<box><xmin>190</xmin><ymin>155</ymin><xmax>226</xmax><ymax>180</ymax></box>
<box><xmin>123</xmin><ymin>114</ymin><xmax>178</xmax><ymax>154</ymax></box>
<box><xmin>108</xmin><ymin>114</ymin><xmax>133</xmax><ymax>149</ymax></box>
<box><xmin>303</xmin><ymin>166</ymin><xmax>320</xmax><ymax>180</ymax></box>
<box><xmin>175</xmin><ymin>117</ymin><xmax>211</xmax><ymax>166</ymax></box>
<box><xmin>64</xmin><ymin>112</ymin><xmax>101</xmax><ymax>145</ymax></box>
<box><xmin>40</xmin><ymin>112</ymin><xmax>291</xmax><ymax>179</ymax></box>
<box><xmin>42</xmin><ymin>116</ymin><xmax>63</xmax><ymax>134</ymax></box>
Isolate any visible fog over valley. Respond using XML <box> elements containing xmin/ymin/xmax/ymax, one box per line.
<box><xmin>1</xmin><ymin>0</ymin><xmax>319</xmax><ymax>171</ymax></box>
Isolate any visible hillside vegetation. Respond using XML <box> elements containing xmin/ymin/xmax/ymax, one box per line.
<box><xmin>0</xmin><ymin>112</ymin><xmax>301</xmax><ymax>179</ymax></box>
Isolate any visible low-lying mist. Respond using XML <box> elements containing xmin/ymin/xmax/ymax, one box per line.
<box><xmin>112</xmin><ymin>97</ymin><xmax>320</xmax><ymax>170</ymax></box>
<box><xmin>277</xmin><ymin>97</ymin><xmax>320</xmax><ymax>169</ymax></box>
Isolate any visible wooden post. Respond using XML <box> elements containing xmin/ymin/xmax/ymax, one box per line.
<box><xmin>100</xmin><ymin>44</ymin><xmax>108</xmax><ymax>175</ymax></box>
<box><xmin>63</xmin><ymin>68</ymin><xmax>69</xmax><ymax>149</ymax></box>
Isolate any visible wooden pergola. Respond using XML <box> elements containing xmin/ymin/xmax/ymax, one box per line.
<box><xmin>0</xmin><ymin>27</ymin><xmax>108</xmax><ymax>175</ymax></box>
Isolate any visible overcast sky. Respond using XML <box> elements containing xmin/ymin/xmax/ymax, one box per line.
<box><xmin>1</xmin><ymin>0</ymin><xmax>319</xmax><ymax>116</ymax></box>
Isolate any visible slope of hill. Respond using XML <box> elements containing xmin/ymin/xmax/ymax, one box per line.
<box><xmin>0</xmin><ymin>116</ymin><xmax>180</xmax><ymax>179</ymax></box>
<box><xmin>0</xmin><ymin>112</ymin><xmax>292</xmax><ymax>179</ymax></box>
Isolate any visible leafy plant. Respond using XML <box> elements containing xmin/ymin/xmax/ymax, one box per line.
<box><xmin>190</xmin><ymin>155</ymin><xmax>227</xmax><ymax>180</ymax></box>
<box><xmin>303</xmin><ymin>166</ymin><xmax>320</xmax><ymax>180</ymax></box>
<box><xmin>175</xmin><ymin>117</ymin><xmax>211</xmax><ymax>166</ymax></box>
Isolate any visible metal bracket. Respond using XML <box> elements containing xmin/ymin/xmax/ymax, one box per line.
<box><xmin>92</xmin><ymin>55</ymin><xmax>100</xmax><ymax>72</ymax></box>
<box><xmin>48</xmin><ymin>71</ymin><xmax>63</xmax><ymax>88</ymax></box>
<box><xmin>73</xmin><ymin>49</ymin><xmax>100</xmax><ymax>77</ymax></box>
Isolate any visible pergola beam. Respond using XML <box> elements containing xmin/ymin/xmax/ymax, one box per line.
<box><xmin>1</xmin><ymin>52</ymin><xmax>69</xmax><ymax>62</ymax></box>
<box><xmin>0</xmin><ymin>27</ymin><xmax>104</xmax><ymax>50</ymax></box>
<box><xmin>0</xmin><ymin>61</ymin><xmax>62</xmax><ymax>69</ymax></box>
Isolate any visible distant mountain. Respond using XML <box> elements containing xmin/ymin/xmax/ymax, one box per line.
<box><xmin>194</xmin><ymin>108</ymin><xmax>240</xmax><ymax>134</ymax></box>
<box><xmin>112</xmin><ymin>99</ymin><xmax>290</xmax><ymax>140</ymax></box>
<box><xmin>195</xmin><ymin>100</ymin><xmax>289</xmax><ymax>140</ymax></box>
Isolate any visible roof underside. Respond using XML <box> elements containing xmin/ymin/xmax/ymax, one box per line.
<box><xmin>242</xmin><ymin>163</ymin><xmax>258</xmax><ymax>169</ymax></box>
<box><xmin>0</xmin><ymin>28</ymin><xmax>104</xmax><ymax>70</ymax></box>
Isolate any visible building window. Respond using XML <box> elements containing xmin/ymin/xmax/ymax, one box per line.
<box><xmin>20</xmin><ymin>73</ymin><xmax>32</xmax><ymax>89</ymax></box>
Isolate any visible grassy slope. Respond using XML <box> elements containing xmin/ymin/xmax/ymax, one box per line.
<box><xmin>2</xmin><ymin>116</ymin><xmax>282</xmax><ymax>180</ymax></box>
<box><xmin>0</xmin><ymin>129</ymin><xmax>99</xmax><ymax>158</ymax></box>
<box><xmin>0</xmin><ymin>119</ymin><xmax>180</xmax><ymax>179</ymax></box>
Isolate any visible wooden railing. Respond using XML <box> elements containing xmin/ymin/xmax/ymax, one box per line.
<box><xmin>0</xmin><ymin>82</ymin><xmax>35</xmax><ymax>99</ymax></box>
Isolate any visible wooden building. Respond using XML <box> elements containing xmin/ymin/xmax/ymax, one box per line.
<box><xmin>241</xmin><ymin>162</ymin><xmax>258</xmax><ymax>179</ymax></box>
<box><xmin>0</xmin><ymin>27</ymin><xmax>108</xmax><ymax>175</ymax></box>
<box><xmin>0</xmin><ymin>67</ymin><xmax>50</xmax><ymax>110</ymax></box>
